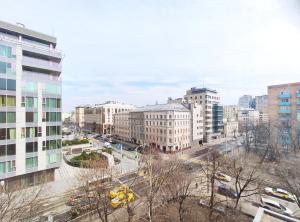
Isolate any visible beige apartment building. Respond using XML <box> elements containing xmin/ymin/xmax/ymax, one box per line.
<box><xmin>83</xmin><ymin>101</ymin><xmax>135</xmax><ymax>135</ymax></box>
<box><xmin>223</xmin><ymin>105</ymin><xmax>239</xmax><ymax>137</ymax></box>
<box><xmin>75</xmin><ymin>106</ymin><xmax>87</xmax><ymax>128</ymax></box>
<box><xmin>184</xmin><ymin>87</ymin><xmax>223</xmax><ymax>142</ymax></box>
<box><xmin>113</xmin><ymin>112</ymin><xmax>130</xmax><ymax>141</ymax></box>
<box><xmin>113</xmin><ymin>103</ymin><xmax>203</xmax><ymax>152</ymax></box>
<box><xmin>268</xmin><ymin>82</ymin><xmax>300</xmax><ymax>150</ymax></box>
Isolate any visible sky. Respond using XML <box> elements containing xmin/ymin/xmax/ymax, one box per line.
<box><xmin>1</xmin><ymin>0</ymin><xmax>300</xmax><ymax>112</ymax></box>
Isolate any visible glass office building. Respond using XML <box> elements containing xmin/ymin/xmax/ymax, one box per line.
<box><xmin>0</xmin><ymin>21</ymin><xmax>62</xmax><ymax>188</ymax></box>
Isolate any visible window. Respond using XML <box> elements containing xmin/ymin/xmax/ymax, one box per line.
<box><xmin>26</xmin><ymin>127</ymin><xmax>36</xmax><ymax>138</ymax></box>
<box><xmin>28</xmin><ymin>97</ymin><xmax>38</xmax><ymax>108</ymax></box>
<box><xmin>0</xmin><ymin>160</ymin><xmax>15</xmax><ymax>173</ymax></box>
<box><xmin>44</xmin><ymin>84</ymin><xmax>61</xmax><ymax>95</ymax></box>
<box><xmin>0</xmin><ymin>61</ymin><xmax>12</xmax><ymax>74</ymax></box>
<box><xmin>21</xmin><ymin>97</ymin><xmax>26</xmax><ymax>107</ymax></box>
<box><xmin>0</xmin><ymin>44</ymin><xmax>12</xmax><ymax>58</ymax></box>
<box><xmin>0</xmin><ymin>79</ymin><xmax>16</xmax><ymax>91</ymax></box>
<box><xmin>7</xmin><ymin>79</ymin><xmax>16</xmax><ymax>91</ymax></box>
<box><xmin>22</xmin><ymin>82</ymin><xmax>37</xmax><ymax>93</ymax></box>
<box><xmin>6</xmin><ymin>96</ymin><xmax>16</xmax><ymax>106</ymax></box>
<box><xmin>21</xmin><ymin>128</ymin><xmax>25</xmax><ymax>138</ymax></box>
<box><xmin>7</xmin><ymin>144</ymin><xmax>16</xmax><ymax>155</ymax></box>
<box><xmin>26</xmin><ymin>157</ymin><xmax>38</xmax><ymax>169</ymax></box>
<box><xmin>46</xmin><ymin>126</ymin><xmax>60</xmax><ymax>136</ymax></box>
<box><xmin>7</xmin><ymin>128</ymin><xmax>16</xmax><ymax>139</ymax></box>
<box><xmin>7</xmin><ymin>112</ymin><xmax>16</xmax><ymax>123</ymax></box>
<box><xmin>26</xmin><ymin>142</ymin><xmax>38</xmax><ymax>153</ymax></box>
<box><xmin>0</xmin><ymin>145</ymin><xmax>5</xmax><ymax>156</ymax></box>
<box><xmin>26</xmin><ymin>112</ymin><xmax>38</xmax><ymax>122</ymax></box>
<box><xmin>47</xmin><ymin>153</ymin><xmax>61</xmax><ymax>164</ymax></box>
<box><xmin>0</xmin><ymin>112</ymin><xmax>6</xmax><ymax>123</ymax></box>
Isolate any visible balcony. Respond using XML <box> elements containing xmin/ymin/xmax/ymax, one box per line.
<box><xmin>279</xmin><ymin>109</ymin><xmax>291</xmax><ymax>114</ymax></box>
<box><xmin>22</xmin><ymin>56</ymin><xmax>61</xmax><ymax>74</ymax></box>
<box><xmin>279</xmin><ymin>101</ymin><xmax>291</xmax><ymax>106</ymax></box>
<box><xmin>279</xmin><ymin>93</ymin><xmax>291</xmax><ymax>99</ymax></box>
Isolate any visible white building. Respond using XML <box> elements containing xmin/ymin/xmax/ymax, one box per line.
<box><xmin>0</xmin><ymin>20</ymin><xmax>62</xmax><ymax>188</ymax></box>
<box><xmin>113</xmin><ymin>103</ymin><xmax>204</xmax><ymax>152</ymax></box>
<box><xmin>238</xmin><ymin>108</ymin><xmax>260</xmax><ymax>132</ymax></box>
<box><xmin>184</xmin><ymin>87</ymin><xmax>223</xmax><ymax>142</ymax></box>
<box><xmin>75</xmin><ymin>106</ymin><xmax>87</xmax><ymax>128</ymax></box>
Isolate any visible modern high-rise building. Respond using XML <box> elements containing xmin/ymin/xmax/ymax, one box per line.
<box><xmin>0</xmin><ymin>21</ymin><xmax>62</xmax><ymax>188</ymax></box>
<box><xmin>238</xmin><ymin>95</ymin><xmax>253</xmax><ymax>108</ymax></box>
<box><xmin>184</xmin><ymin>87</ymin><xmax>223</xmax><ymax>142</ymax></box>
<box><xmin>268</xmin><ymin>83</ymin><xmax>300</xmax><ymax>151</ymax></box>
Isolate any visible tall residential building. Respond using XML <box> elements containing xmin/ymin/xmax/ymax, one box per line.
<box><xmin>0</xmin><ymin>21</ymin><xmax>62</xmax><ymax>188</ymax></box>
<box><xmin>268</xmin><ymin>83</ymin><xmax>300</xmax><ymax>151</ymax></box>
<box><xmin>255</xmin><ymin>95</ymin><xmax>268</xmax><ymax>113</ymax></box>
<box><xmin>113</xmin><ymin>103</ymin><xmax>204</xmax><ymax>152</ymax></box>
<box><xmin>238</xmin><ymin>95</ymin><xmax>253</xmax><ymax>108</ymax></box>
<box><xmin>83</xmin><ymin>101</ymin><xmax>135</xmax><ymax>135</ymax></box>
<box><xmin>184</xmin><ymin>87</ymin><xmax>223</xmax><ymax>142</ymax></box>
<box><xmin>255</xmin><ymin>95</ymin><xmax>269</xmax><ymax>123</ymax></box>
<box><xmin>75</xmin><ymin>105</ymin><xmax>87</xmax><ymax>128</ymax></box>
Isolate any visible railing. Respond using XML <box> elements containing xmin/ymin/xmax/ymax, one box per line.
<box><xmin>278</xmin><ymin>93</ymin><xmax>291</xmax><ymax>98</ymax></box>
<box><xmin>23</xmin><ymin>56</ymin><xmax>61</xmax><ymax>70</ymax></box>
<box><xmin>0</xmin><ymin>33</ymin><xmax>62</xmax><ymax>54</ymax></box>
<box><xmin>279</xmin><ymin>101</ymin><xmax>291</xmax><ymax>106</ymax></box>
<box><xmin>279</xmin><ymin>109</ymin><xmax>291</xmax><ymax>114</ymax></box>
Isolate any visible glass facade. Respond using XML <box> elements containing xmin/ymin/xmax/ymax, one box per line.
<box><xmin>26</xmin><ymin>157</ymin><xmax>38</xmax><ymax>169</ymax></box>
<box><xmin>0</xmin><ymin>44</ymin><xmax>12</xmax><ymax>58</ymax></box>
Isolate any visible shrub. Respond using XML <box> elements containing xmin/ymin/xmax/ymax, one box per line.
<box><xmin>62</xmin><ymin>139</ymin><xmax>89</xmax><ymax>146</ymax></box>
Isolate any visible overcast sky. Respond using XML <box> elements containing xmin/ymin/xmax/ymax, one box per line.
<box><xmin>1</xmin><ymin>0</ymin><xmax>300</xmax><ymax>111</ymax></box>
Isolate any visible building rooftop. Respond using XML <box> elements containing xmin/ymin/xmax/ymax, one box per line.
<box><xmin>0</xmin><ymin>20</ymin><xmax>57</xmax><ymax>46</ymax></box>
<box><xmin>134</xmin><ymin>103</ymin><xmax>190</xmax><ymax>112</ymax></box>
<box><xmin>188</xmin><ymin>87</ymin><xmax>218</xmax><ymax>94</ymax></box>
<box><xmin>268</xmin><ymin>82</ymin><xmax>300</xmax><ymax>89</ymax></box>
<box><xmin>94</xmin><ymin>101</ymin><xmax>135</xmax><ymax>108</ymax></box>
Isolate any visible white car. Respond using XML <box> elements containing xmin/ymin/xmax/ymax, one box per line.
<box><xmin>264</xmin><ymin>187</ymin><xmax>296</xmax><ymax>202</ymax></box>
<box><xmin>260</xmin><ymin>197</ymin><xmax>293</xmax><ymax>216</ymax></box>
<box><xmin>215</xmin><ymin>172</ymin><xmax>231</xmax><ymax>182</ymax></box>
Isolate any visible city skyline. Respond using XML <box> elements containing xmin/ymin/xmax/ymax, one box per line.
<box><xmin>1</xmin><ymin>0</ymin><xmax>300</xmax><ymax>111</ymax></box>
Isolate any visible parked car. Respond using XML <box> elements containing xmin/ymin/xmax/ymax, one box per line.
<box><xmin>215</xmin><ymin>172</ymin><xmax>231</xmax><ymax>182</ymax></box>
<box><xmin>264</xmin><ymin>187</ymin><xmax>296</xmax><ymax>202</ymax></box>
<box><xmin>217</xmin><ymin>184</ymin><xmax>237</xmax><ymax>199</ymax></box>
<box><xmin>111</xmin><ymin>192</ymin><xmax>134</xmax><ymax>209</ymax></box>
<box><xmin>104</xmin><ymin>142</ymin><xmax>112</xmax><ymax>148</ymax></box>
<box><xmin>260</xmin><ymin>197</ymin><xmax>293</xmax><ymax>216</ymax></box>
<box><xmin>109</xmin><ymin>185</ymin><xmax>129</xmax><ymax>199</ymax></box>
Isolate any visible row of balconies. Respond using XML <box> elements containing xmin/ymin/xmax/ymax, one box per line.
<box><xmin>22</xmin><ymin>56</ymin><xmax>61</xmax><ymax>74</ymax></box>
<box><xmin>279</xmin><ymin>92</ymin><xmax>300</xmax><ymax>99</ymax></box>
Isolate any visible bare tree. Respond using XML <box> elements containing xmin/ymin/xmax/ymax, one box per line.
<box><xmin>0</xmin><ymin>182</ymin><xmax>44</xmax><ymax>222</ymax></box>
<box><xmin>277</xmin><ymin>161</ymin><xmax>300</xmax><ymax>208</ymax></box>
<box><xmin>73</xmin><ymin>159</ymin><xmax>113</xmax><ymax>222</ymax></box>
<box><xmin>162</xmin><ymin>161</ymin><xmax>192</xmax><ymax>222</ymax></box>
<box><xmin>140</xmin><ymin>145</ymin><xmax>179</xmax><ymax>222</ymax></box>
<box><xmin>199</xmin><ymin>150</ymin><xmax>226</xmax><ymax>218</ymax></box>
<box><xmin>225</xmin><ymin>154</ymin><xmax>261</xmax><ymax>208</ymax></box>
